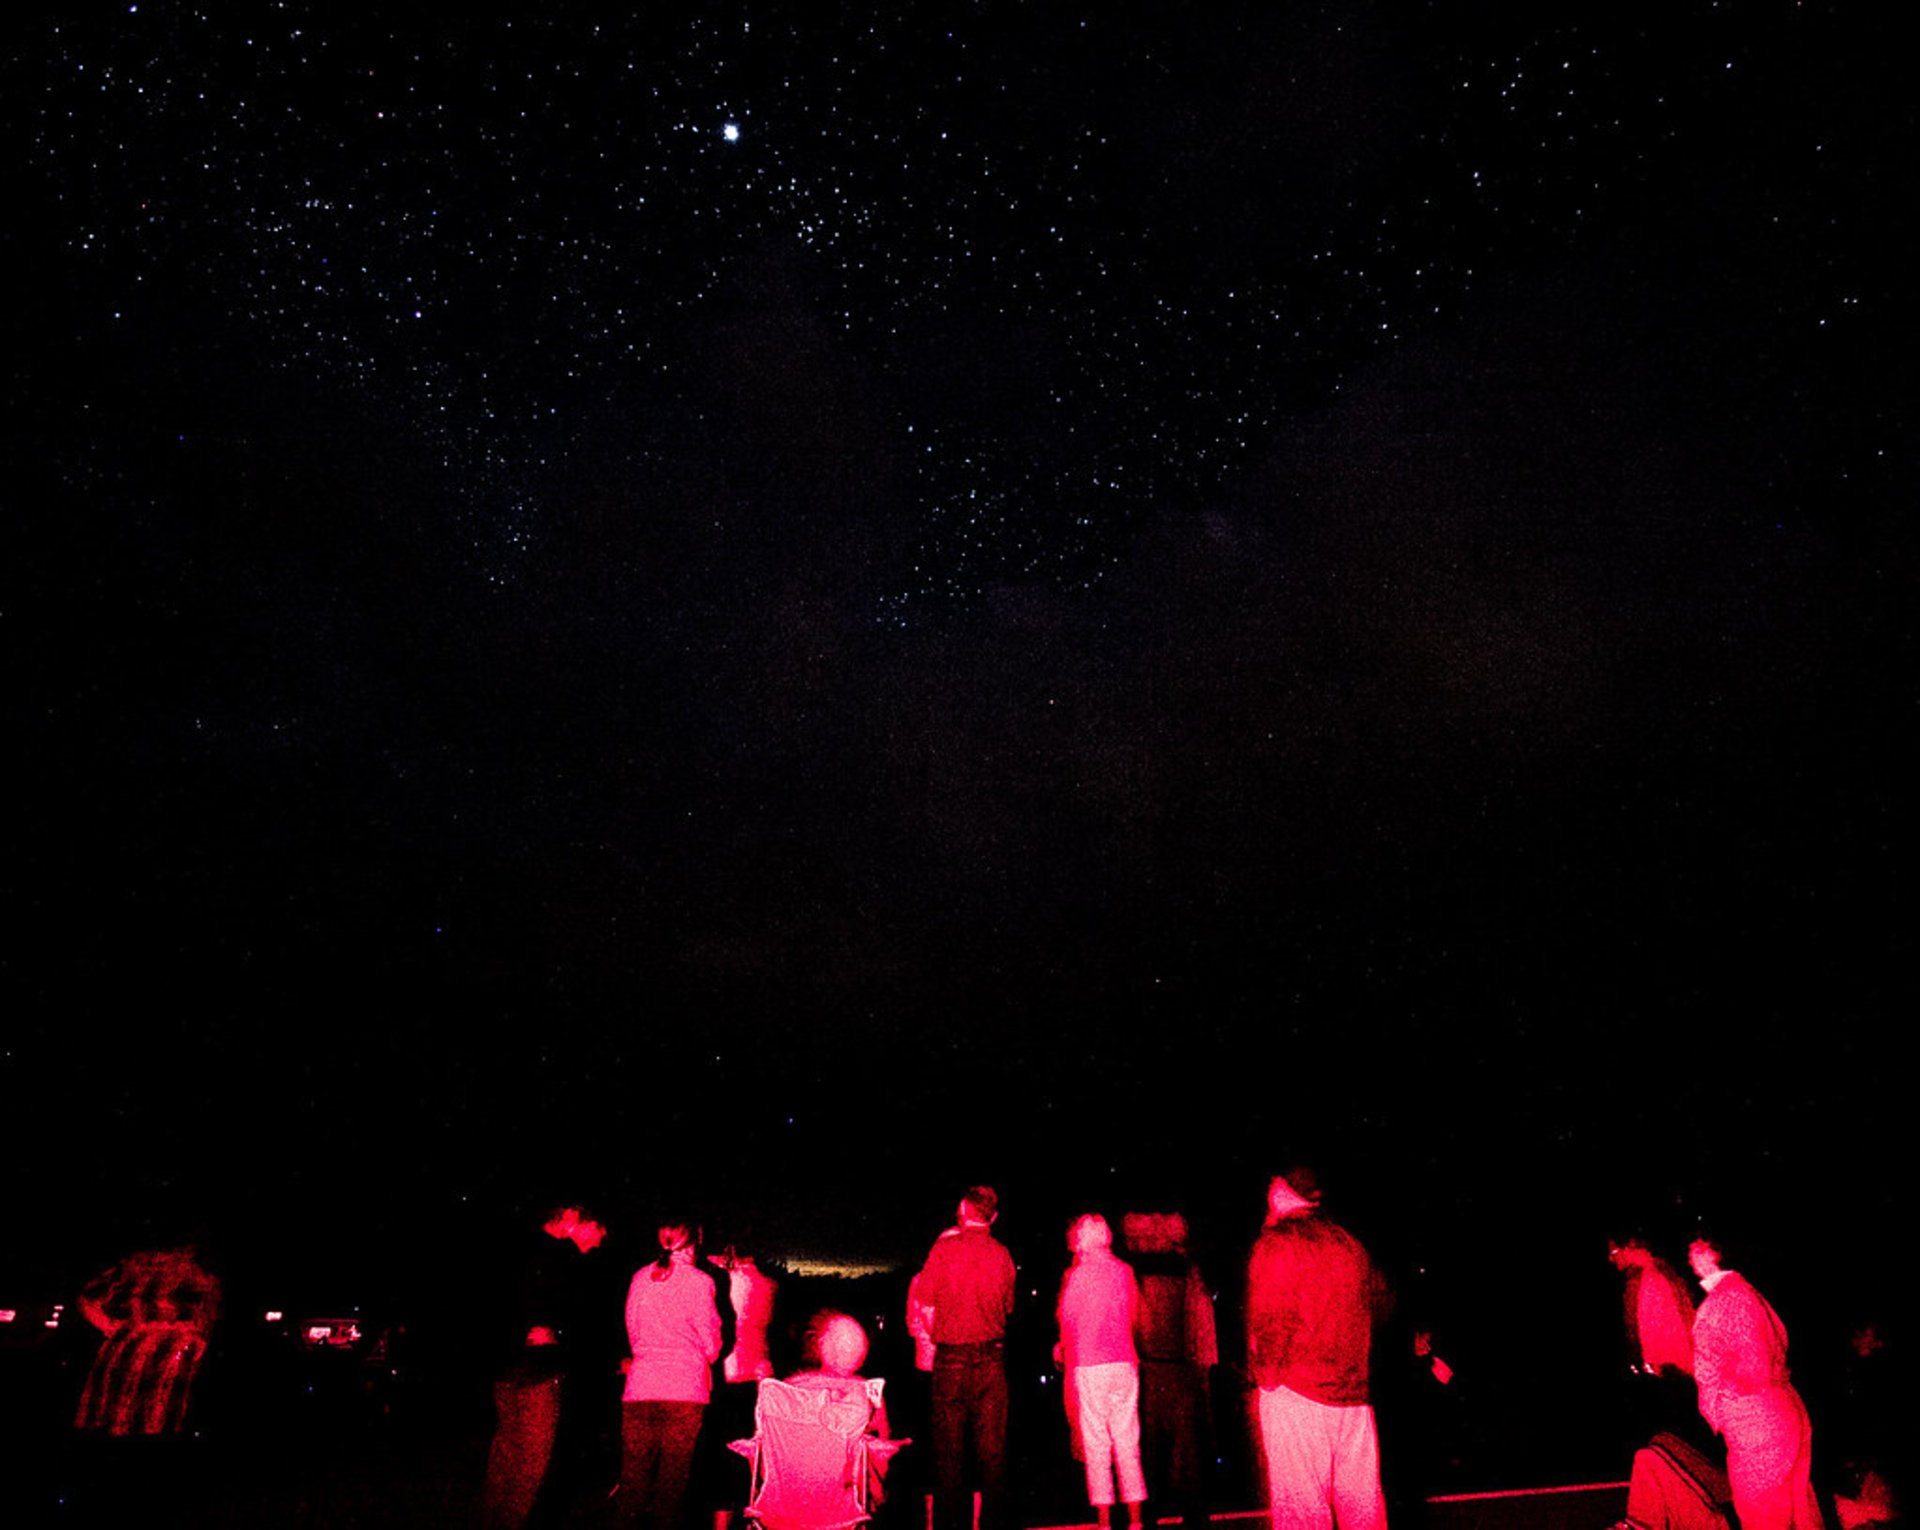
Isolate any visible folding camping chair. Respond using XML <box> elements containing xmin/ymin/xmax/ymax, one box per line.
<box><xmin>729</xmin><ymin>1376</ymin><xmax>908</xmax><ymax>1530</ymax></box>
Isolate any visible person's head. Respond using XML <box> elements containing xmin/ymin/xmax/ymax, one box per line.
<box><xmin>803</xmin><ymin>1311</ymin><xmax>870</xmax><ymax>1377</ymax></box>
<box><xmin>543</xmin><ymin>1205</ymin><xmax>608</xmax><ymax>1253</ymax></box>
<box><xmin>1687</xmin><ymin>1236</ymin><xmax>1725</xmax><ymax>1283</ymax></box>
<box><xmin>1068</xmin><ymin>1213</ymin><xmax>1112</xmax><ymax>1256</ymax></box>
<box><xmin>1607</xmin><ymin>1237</ymin><xmax>1653</xmax><ymax>1272</ymax></box>
<box><xmin>655</xmin><ymin>1220</ymin><xmax>700</xmax><ymax>1271</ymax></box>
<box><xmin>1266</xmin><ymin>1171</ymin><xmax>1318</xmax><ymax>1224</ymax></box>
<box><xmin>958</xmin><ymin>1186</ymin><xmax>998</xmax><ymax>1227</ymax></box>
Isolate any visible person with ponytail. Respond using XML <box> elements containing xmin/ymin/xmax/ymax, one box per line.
<box><xmin>614</xmin><ymin>1220</ymin><xmax>724</xmax><ymax>1530</ymax></box>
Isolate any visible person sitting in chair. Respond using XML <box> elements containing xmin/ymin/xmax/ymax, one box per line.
<box><xmin>786</xmin><ymin>1311</ymin><xmax>899</xmax><ymax>1497</ymax></box>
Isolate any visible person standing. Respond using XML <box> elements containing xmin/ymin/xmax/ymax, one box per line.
<box><xmin>482</xmin><ymin>1204</ymin><xmax>614</xmax><ymax>1530</ymax></box>
<box><xmin>1245</xmin><ymin>1171</ymin><xmax>1388</xmax><ymax>1530</ymax></box>
<box><xmin>1610</xmin><ymin>1237</ymin><xmax>1697</xmax><ymax>1378</ymax></box>
<box><xmin>1688</xmin><ymin>1236</ymin><xmax>1823</xmax><ymax>1530</ymax></box>
<box><xmin>1127</xmin><ymin>1212</ymin><xmax>1217</xmax><ymax>1530</ymax></box>
<box><xmin>615</xmin><ymin>1220</ymin><xmax>724</xmax><ymax>1530</ymax></box>
<box><xmin>1057</xmin><ymin>1214</ymin><xmax>1147</xmax><ymax>1530</ymax></box>
<box><xmin>914</xmin><ymin>1186</ymin><xmax>1016</xmax><ymax>1530</ymax></box>
<box><xmin>70</xmin><ymin>1239</ymin><xmax>222</xmax><ymax>1527</ymax></box>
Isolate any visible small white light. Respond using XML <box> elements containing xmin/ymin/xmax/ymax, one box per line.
<box><xmin>722</xmin><ymin>122</ymin><xmax>741</xmax><ymax>142</ymax></box>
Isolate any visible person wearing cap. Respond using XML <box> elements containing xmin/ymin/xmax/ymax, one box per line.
<box><xmin>1245</xmin><ymin>1170</ymin><xmax>1388</xmax><ymax>1530</ymax></box>
<box><xmin>1057</xmin><ymin>1213</ymin><xmax>1147</xmax><ymax>1529</ymax></box>
<box><xmin>914</xmin><ymin>1185</ymin><xmax>1017</xmax><ymax>1530</ymax></box>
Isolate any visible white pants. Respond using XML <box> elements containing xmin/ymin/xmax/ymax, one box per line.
<box><xmin>1072</xmin><ymin>1362</ymin><xmax>1146</xmax><ymax>1506</ymax></box>
<box><xmin>1257</xmin><ymin>1384</ymin><xmax>1385</xmax><ymax>1530</ymax></box>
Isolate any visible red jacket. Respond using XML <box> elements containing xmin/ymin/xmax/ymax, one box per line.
<box><xmin>1245</xmin><ymin>1212</ymin><xmax>1384</xmax><ymax>1406</ymax></box>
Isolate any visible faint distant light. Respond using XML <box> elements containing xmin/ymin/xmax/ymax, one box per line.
<box><xmin>722</xmin><ymin>122</ymin><xmax>741</xmax><ymax>142</ymax></box>
<box><xmin>0</xmin><ymin>1310</ymin><xmax>15</xmax><ymax>1324</ymax></box>
<box><xmin>264</xmin><ymin>1310</ymin><xmax>285</xmax><ymax>1323</ymax></box>
<box><xmin>780</xmin><ymin>1257</ymin><xmax>899</xmax><ymax>1278</ymax></box>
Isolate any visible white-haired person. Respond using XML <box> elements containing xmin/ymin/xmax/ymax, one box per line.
<box><xmin>1056</xmin><ymin>1213</ymin><xmax>1147</xmax><ymax>1530</ymax></box>
<box><xmin>786</xmin><ymin>1310</ymin><xmax>901</xmax><ymax>1499</ymax></box>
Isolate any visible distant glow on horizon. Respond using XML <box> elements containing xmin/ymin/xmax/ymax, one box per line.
<box><xmin>782</xmin><ymin>1257</ymin><xmax>898</xmax><ymax>1278</ymax></box>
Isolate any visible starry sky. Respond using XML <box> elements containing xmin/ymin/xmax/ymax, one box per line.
<box><xmin>3</xmin><ymin>3</ymin><xmax>1911</xmax><ymax>1278</ymax></box>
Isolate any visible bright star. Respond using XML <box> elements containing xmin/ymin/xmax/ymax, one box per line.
<box><xmin>722</xmin><ymin>122</ymin><xmax>740</xmax><ymax>142</ymax></box>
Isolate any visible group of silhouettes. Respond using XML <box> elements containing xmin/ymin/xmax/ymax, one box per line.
<box><xmin>58</xmin><ymin>1179</ymin><xmax>1851</xmax><ymax>1530</ymax></box>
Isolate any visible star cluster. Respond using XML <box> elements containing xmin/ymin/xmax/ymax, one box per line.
<box><xmin>16</xmin><ymin>2</ymin><xmax>1887</xmax><ymax>614</ymax></box>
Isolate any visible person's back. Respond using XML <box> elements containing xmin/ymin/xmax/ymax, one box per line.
<box><xmin>919</xmin><ymin>1186</ymin><xmax>1015</xmax><ymax>1530</ymax></box>
<box><xmin>919</xmin><ymin>1223</ymin><xmax>1015</xmax><ymax>1345</ymax></box>
<box><xmin>1246</xmin><ymin>1211</ymin><xmax>1379</xmax><ymax>1406</ymax></box>
<box><xmin>1246</xmin><ymin>1172</ymin><xmax>1387</xmax><ymax>1530</ymax></box>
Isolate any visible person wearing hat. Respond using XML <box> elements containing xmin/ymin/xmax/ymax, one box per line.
<box><xmin>1245</xmin><ymin>1170</ymin><xmax>1388</xmax><ymax>1530</ymax></box>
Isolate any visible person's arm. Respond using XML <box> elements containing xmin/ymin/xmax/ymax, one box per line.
<box><xmin>76</xmin><ymin>1266</ymin><xmax>122</xmax><ymax>1338</ymax></box>
<box><xmin>1692</xmin><ymin>1302</ymin><xmax>1725</xmax><ymax>1433</ymax></box>
<box><xmin>699</xmin><ymin>1276</ymin><xmax>725</xmax><ymax>1364</ymax></box>
<box><xmin>1188</xmin><ymin>1267</ymin><xmax>1219</xmax><ymax>1369</ymax></box>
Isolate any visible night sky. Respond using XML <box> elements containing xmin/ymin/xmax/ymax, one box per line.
<box><xmin>3</xmin><ymin>4</ymin><xmax>1910</xmax><ymax>1289</ymax></box>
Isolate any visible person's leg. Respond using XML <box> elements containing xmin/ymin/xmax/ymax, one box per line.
<box><xmin>1257</xmin><ymin>1386</ymin><xmax>1335</xmax><ymax>1530</ymax></box>
<box><xmin>931</xmin><ymin>1359</ymin><xmax>968</xmax><ymax>1530</ymax></box>
<box><xmin>1724</xmin><ymin>1390</ymin><xmax>1819</xmax><ymax>1530</ymax></box>
<box><xmin>1078</xmin><ymin>1367</ymin><xmax>1119</xmax><ymax>1510</ymax></box>
<box><xmin>1109</xmin><ymin>1364</ymin><xmax>1147</xmax><ymax>1515</ymax></box>
<box><xmin>483</xmin><ymin>1373</ymin><xmax>562</xmax><ymax>1530</ymax></box>
<box><xmin>651</xmin><ymin>1403</ymin><xmax>706</xmax><ymax>1530</ymax></box>
<box><xmin>1325</xmin><ymin>1405</ymin><xmax>1385</xmax><ymax>1530</ymax></box>
<box><xmin>614</xmin><ymin>1401</ymin><xmax>662</xmax><ymax>1530</ymax></box>
<box><xmin>975</xmin><ymin>1357</ymin><xmax>1010</xmax><ymax>1530</ymax></box>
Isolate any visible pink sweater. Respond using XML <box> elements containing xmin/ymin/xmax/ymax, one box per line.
<box><xmin>624</xmin><ymin>1261</ymin><xmax>723</xmax><ymax>1403</ymax></box>
<box><xmin>1058</xmin><ymin>1251</ymin><xmax>1140</xmax><ymax>1369</ymax></box>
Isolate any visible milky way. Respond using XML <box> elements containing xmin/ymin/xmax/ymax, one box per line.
<box><xmin>17</xmin><ymin>3</ymin><xmax>1884</xmax><ymax>612</ymax></box>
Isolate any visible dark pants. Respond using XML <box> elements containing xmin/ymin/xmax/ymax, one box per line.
<box><xmin>484</xmin><ymin>1372</ymin><xmax>564</xmax><ymax>1530</ymax></box>
<box><xmin>932</xmin><ymin>1344</ymin><xmax>1008</xmax><ymax>1530</ymax></box>
<box><xmin>614</xmin><ymin>1401</ymin><xmax>705</xmax><ymax>1530</ymax></box>
<box><xmin>1141</xmin><ymin>1360</ymin><xmax>1213</xmax><ymax>1530</ymax></box>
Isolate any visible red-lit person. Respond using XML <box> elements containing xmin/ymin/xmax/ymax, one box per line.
<box><xmin>1688</xmin><ymin>1236</ymin><xmax>1823</xmax><ymax>1530</ymax></box>
<box><xmin>74</xmin><ymin>1241</ymin><xmax>221</xmax><ymax>1438</ymax></box>
<box><xmin>1245</xmin><ymin>1170</ymin><xmax>1389</xmax><ymax>1530</ymax></box>
<box><xmin>1128</xmin><ymin>1212</ymin><xmax>1218</xmax><ymax>1530</ymax></box>
<box><xmin>481</xmin><ymin>1204</ymin><xmax>612</xmax><ymax>1530</ymax></box>
<box><xmin>915</xmin><ymin>1185</ymin><xmax>1017</xmax><ymax>1530</ymax></box>
<box><xmin>69</xmin><ymin>1239</ymin><xmax>222</xmax><ymax>1526</ymax></box>
<box><xmin>616</xmin><ymin>1220</ymin><xmax>725</xmax><ymax>1530</ymax></box>
<box><xmin>1056</xmin><ymin>1213</ymin><xmax>1148</xmax><ymax>1529</ymax></box>
<box><xmin>1609</xmin><ymin>1236</ymin><xmax>1696</xmax><ymax>1378</ymax></box>
<box><xmin>786</xmin><ymin>1310</ymin><xmax>904</xmax><ymax>1502</ymax></box>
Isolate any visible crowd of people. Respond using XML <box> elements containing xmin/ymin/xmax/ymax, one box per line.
<box><xmin>43</xmin><ymin>1176</ymin><xmax>1892</xmax><ymax>1530</ymax></box>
